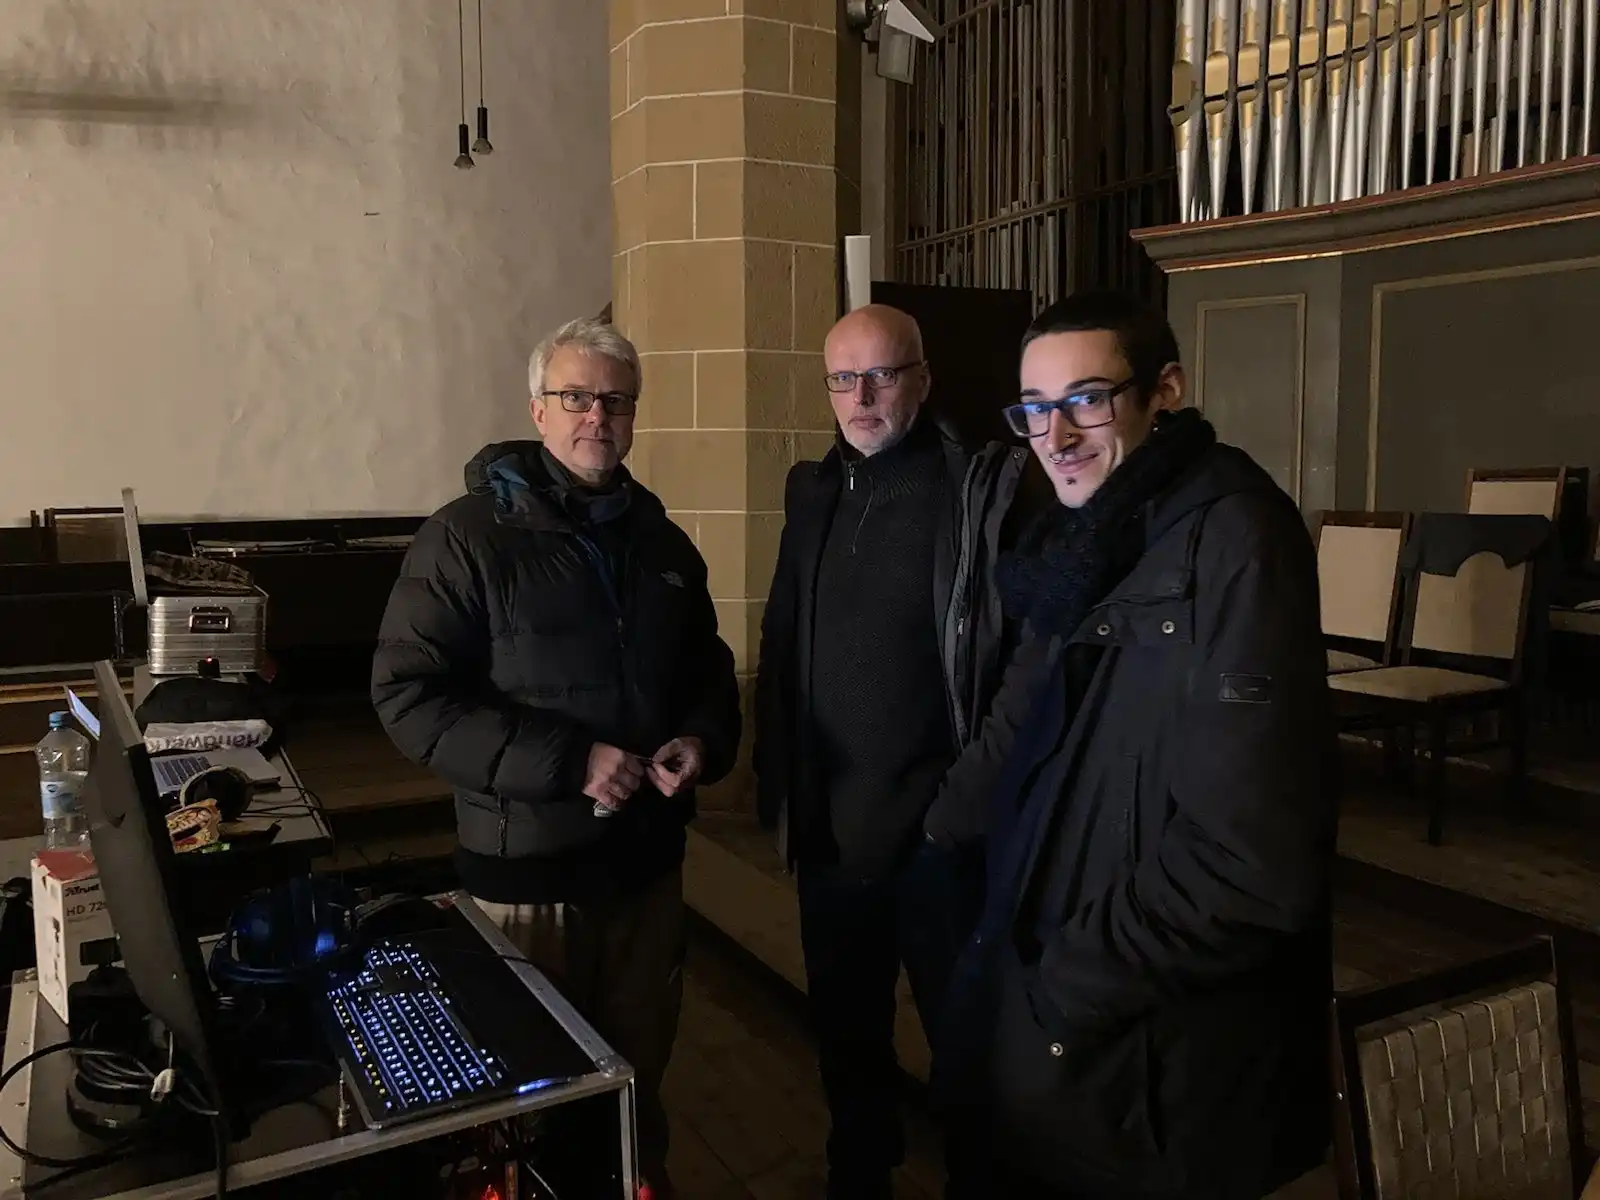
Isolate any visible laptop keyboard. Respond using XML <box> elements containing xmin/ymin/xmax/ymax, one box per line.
<box><xmin>151</xmin><ymin>754</ymin><xmax>210</xmax><ymax>794</ymax></box>
<box><xmin>327</xmin><ymin>941</ymin><xmax>510</xmax><ymax>1119</ymax></box>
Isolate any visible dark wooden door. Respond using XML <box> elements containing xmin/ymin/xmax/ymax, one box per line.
<box><xmin>870</xmin><ymin>280</ymin><xmax>1034</xmax><ymax>447</ymax></box>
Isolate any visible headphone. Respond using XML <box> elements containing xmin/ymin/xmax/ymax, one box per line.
<box><xmin>209</xmin><ymin>875</ymin><xmax>361</xmax><ymax>989</ymax></box>
<box><xmin>176</xmin><ymin>765</ymin><xmax>254</xmax><ymax>822</ymax></box>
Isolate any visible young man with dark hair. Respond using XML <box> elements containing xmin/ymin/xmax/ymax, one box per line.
<box><xmin>937</xmin><ymin>290</ymin><xmax>1337</xmax><ymax>1198</ymax></box>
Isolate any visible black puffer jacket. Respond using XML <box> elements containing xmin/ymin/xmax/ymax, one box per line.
<box><xmin>372</xmin><ymin>441</ymin><xmax>741</xmax><ymax>904</ymax></box>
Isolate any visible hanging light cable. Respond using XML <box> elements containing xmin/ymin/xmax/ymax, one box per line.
<box><xmin>454</xmin><ymin>0</ymin><xmax>474</xmax><ymax>169</ymax></box>
<box><xmin>473</xmin><ymin>0</ymin><xmax>494</xmax><ymax>155</ymax></box>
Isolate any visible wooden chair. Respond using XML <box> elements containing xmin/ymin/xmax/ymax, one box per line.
<box><xmin>1470</xmin><ymin>465</ymin><xmax>1596</xmax><ymax>564</ymax></box>
<box><xmin>1330</xmin><ymin>937</ymin><xmax>1598</xmax><ymax>1199</ymax></box>
<box><xmin>1315</xmin><ymin>511</ymin><xmax>1410</xmax><ymax>675</ymax></box>
<box><xmin>1329</xmin><ymin>516</ymin><xmax>1539</xmax><ymax>845</ymax></box>
<box><xmin>1466</xmin><ymin>466</ymin><xmax>1567</xmax><ymax>520</ymax></box>
<box><xmin>40</xmin><ymin>506</ymin><xmax>129</xmax><ymax>564</ymax></box>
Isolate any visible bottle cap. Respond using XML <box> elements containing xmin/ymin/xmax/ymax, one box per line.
<box><xmin>48</xmin><ymin>711</ymin><xmax>69</xmax><ymax>729</ymax></box>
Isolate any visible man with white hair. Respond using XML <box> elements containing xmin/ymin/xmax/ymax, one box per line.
<box><xmin>373</xmin><ymin>317</ymin><xmax>741</xmax><ymax>1200</ymax></box>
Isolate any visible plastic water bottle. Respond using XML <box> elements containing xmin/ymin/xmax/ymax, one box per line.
<box><xmin>36</xmin><ymin>712</ymin><xmax>91</xmax><ymax>850</ymax></box>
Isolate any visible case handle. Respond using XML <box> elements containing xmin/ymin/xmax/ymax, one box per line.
<box><xmin>188</xmin><ymin>607</ymin><xmax>233</xmax><ymax>633</ymax></box>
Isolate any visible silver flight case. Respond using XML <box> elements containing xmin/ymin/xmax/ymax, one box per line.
<box><xmin>122</xmin><ymin>490</ymin><xmax>269</xmax><ymax>676</ymax></box>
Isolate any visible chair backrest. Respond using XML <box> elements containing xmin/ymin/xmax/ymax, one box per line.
<box><xmin>1467</xmin><ymin>467</ymin><xmax>1565</xmax><ymax>520</ymax></box>
<box><xmin>1315</xmin><ymin>512</ymin><xmax>1409</xmax><ymax>650</ymax></box>
<box><xmin>1332</xmin><ymin>939</ymin><xmax>1585</xmax><ymax>1200</ymax></box>
<box><xmin>1408</xmin><ymin>551</ymin><xmax>1530</xmax><ymax>663</ymax></box>
<box><xmin>42</xmin><ymin>507</ymin><xmax>129</xmax><ymax>564</ymax></box>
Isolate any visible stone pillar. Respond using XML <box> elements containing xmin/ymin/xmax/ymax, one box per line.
<box><xmin>610</xmin><ymin>0</ymin><xmax>843</xmax><ymax>812</ymax></box>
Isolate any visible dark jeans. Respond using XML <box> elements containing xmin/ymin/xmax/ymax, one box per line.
<box><xmin>797</xmin><ymin>841</ymin><xmax>984</xmax><ymax>1197</ymax></box>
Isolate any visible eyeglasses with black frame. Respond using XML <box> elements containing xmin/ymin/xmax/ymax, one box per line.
<box><xmin>823</xmin><ymin>361</ymin><xmax>924</xmax><ymax>393</ymax></box>
<box><xmin>540</xmin><ymin>389</ymin><xmax>639</xmax><ymax>417</ymax></box>
<box><xmin>1002</xmin><ymin>377</ymin><xmax>1139</xmax><ymax>438</ymax></box>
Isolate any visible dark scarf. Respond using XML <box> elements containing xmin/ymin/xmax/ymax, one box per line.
<box><xmin>538</xmin><ymin>444</ymin><xmax>632</xmax><ymax>527</ymax></box>
<box><xmin>996</xmin><ymin>407</ymin><xmax>1217</xmax><ymax>639</ymax></box>
<box><xmin>930</xmin><ymin>409</ymin><xmax>1218</xmax><ymax>1112</ymax></box>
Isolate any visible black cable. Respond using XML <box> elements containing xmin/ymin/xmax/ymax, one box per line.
<box><xmin>0</xmin><ymin>1027</ymin><xmax>240</xmax><ymax>1200</ymax></box>
<box><xmin>0</xmin><ymin>1041</ymin><xmax>142</xmax><ymax>1171</ymax></box>
<box><xmin>457</xmin><ymin>0</ymin><xmax>468</xmax><ymax>123</ymax></box>
<box><xmin>476</xmin><ymin>0</ymin><xmax>486</xmax><ymax>106</ymax></box>
<box><xmin>1</xmin><ymin>992</ymin><xmax>333</xmax><ymax>1197</ymax></box>
<box><xmin>241</xmin><ymin>799</ymin><xmax>315</xmax><ymax>818</ymax></box>
<box><xmin>211</xmin><ymin>1111</ymin><xmax>228</xmax><ymax>1199</ymax></box>
<box><xmin>69</xmin><ymin>1025</ymin><xmax>216</xmax><ymax>1119</ymax></box>
<box><xmin>237</xmin><ymin>781</ymin><xmax>321</xmax><ymax>819</ymax></box>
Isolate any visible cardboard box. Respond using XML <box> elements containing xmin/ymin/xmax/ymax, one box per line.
<box><xmin>32</xmin><ymin>849</ymin><xmax>118</xmax><ymax>1024</ymax></box>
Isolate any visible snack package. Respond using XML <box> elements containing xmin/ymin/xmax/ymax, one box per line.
<box><xmin>166</xmin><ymin>799</ymin><xmax>222</xmax><ymax>852</ymax></box>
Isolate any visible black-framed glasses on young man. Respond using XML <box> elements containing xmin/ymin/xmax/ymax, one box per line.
<box><xmin>541</xmin><ymin>389</ymin><xmax>639</xmax><ymax>417</ymax></box>
<box><xmin>1002</xmin><ymin>377</ymin><xmax>1138</xmax><ymax>438</ymax></box>
<box><xmin>823</xmin><ymin>361</ymin><xmax>924</xmax><ymax>393</ymax></box>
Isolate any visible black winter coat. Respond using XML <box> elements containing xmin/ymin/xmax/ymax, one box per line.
<box><xmin>942</xmin><ymin>444</ymin><xmax>1338</xmax><ymax>1198</ymax></box>
<box><xmin>371</xmin><ymin>442</ymin><xmax>742</xmax><ymax>904</ymax></box>
<box><xmin>752</xmin><ymin>417</ymin><xmax>1035</xmax><ymax>867</ymax></box>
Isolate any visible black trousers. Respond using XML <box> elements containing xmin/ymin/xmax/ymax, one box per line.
<box><xmin>797</xmin><ymin>841</ymin><xmax>983</xmax><ymax>1196</ymax></box>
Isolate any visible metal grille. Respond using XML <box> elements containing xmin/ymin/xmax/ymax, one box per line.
<box><xmin>893</xmin><ymin>0</ymin><xmax>1180</xmax><ymax>308</ymax></box>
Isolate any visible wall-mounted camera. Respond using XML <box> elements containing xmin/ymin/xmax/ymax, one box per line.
<box><xmin>844</xmin><ymin>0</ymin><xmax>943</xmax><ymax>85</ymax></box>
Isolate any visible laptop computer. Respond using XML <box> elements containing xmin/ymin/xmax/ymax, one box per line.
<box><xmin>148</xmin><ymin>748</ymin><xmax>282</xmax><ymax>798</ymax></box>
<box><xmin>68</xmin><ymin>681</ymin><xmax>281</xmax><ymax>798</ymax></box>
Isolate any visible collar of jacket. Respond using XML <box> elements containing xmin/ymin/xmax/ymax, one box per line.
<box><xmin>1139</xmin><ymin>439</ymin><xmax>1285</xmax><ymax>550</ymax></box>
<box><xmin>1089</xmin><ymin>442</ymin><xmax>1295</xmax><ymax>619</ymax></box>
<box><xmin>462</xmin><ymin>439</ymin><xmax>664</xmax><ymax>533</ymax></box>
<box><xmin>537</xmin><ymin>444</ymin><xmax>633</xmax><ymax>526</ymax></box>
<box><xmin>812</xmin><ymin>409</ymin><xmax>1007</xmax><ymax>498</ymax></box>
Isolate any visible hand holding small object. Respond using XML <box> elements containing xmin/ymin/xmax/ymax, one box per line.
<box><xmin>646</xmin><ymin>737</ymin><xmax>705</xmax><ymax>798</ymax></box>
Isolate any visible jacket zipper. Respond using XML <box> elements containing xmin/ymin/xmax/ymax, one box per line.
<box><xmin>849</xmin><ymin>475</ymin><xmax>875</xmax><ymax>555</ymax></box>
<box><xmin>574</xmin><ymin>534</ymin><xmax>634</xmax><ymax>747</ymax></box>
<box><xmin>943</xmin><ymin>459</ymin><xmax>980</xmax><ymax>745</ymax></box>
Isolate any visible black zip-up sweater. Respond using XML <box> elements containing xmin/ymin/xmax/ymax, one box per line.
<box><xmin>371</xmin><ymin>441</ymin><xmax>742</xmax><ymax>904</ymax></box>
<box><xmin>754</xmin><ymin>414</ymin><xmax>1041</xmax><ymax>869</ymax></box>
<box><xmin>809</xmin><ymin>422</ymin><xmax>954</xmax><ymax>876</ymax></box>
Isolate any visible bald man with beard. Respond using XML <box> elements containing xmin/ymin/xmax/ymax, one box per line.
<box><xmin>753</xmin><ymin>305</ymin><xmax>1043</xmax><ymax>1198</ymax></box>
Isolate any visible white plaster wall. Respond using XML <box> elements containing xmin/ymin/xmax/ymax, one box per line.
<box><xmin>0</xmin><ymin>0</ymin><xmax>610</xmax><ymax>522</ymax></box>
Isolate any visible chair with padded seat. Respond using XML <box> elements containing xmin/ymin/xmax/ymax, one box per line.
<box><xmin>1467</xmin><ymin>466</ymin><xmax>1567</xmax><ymax>521</ymax></box>
<box><xmin>1329</xmin><ymin>513</ymin><xmax>1546</xmax><ymax>844</ymax></box>
<box><xmin>1315</xmin><ymin>511</ymin><xmax>1410</xmax><ymax>676</ymax></box>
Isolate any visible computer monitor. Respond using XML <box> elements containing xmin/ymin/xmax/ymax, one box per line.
<box><xmin>82</xmin><ymin>660</ymin><xmax>246</xmax><ymax>1137</ymax></box>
